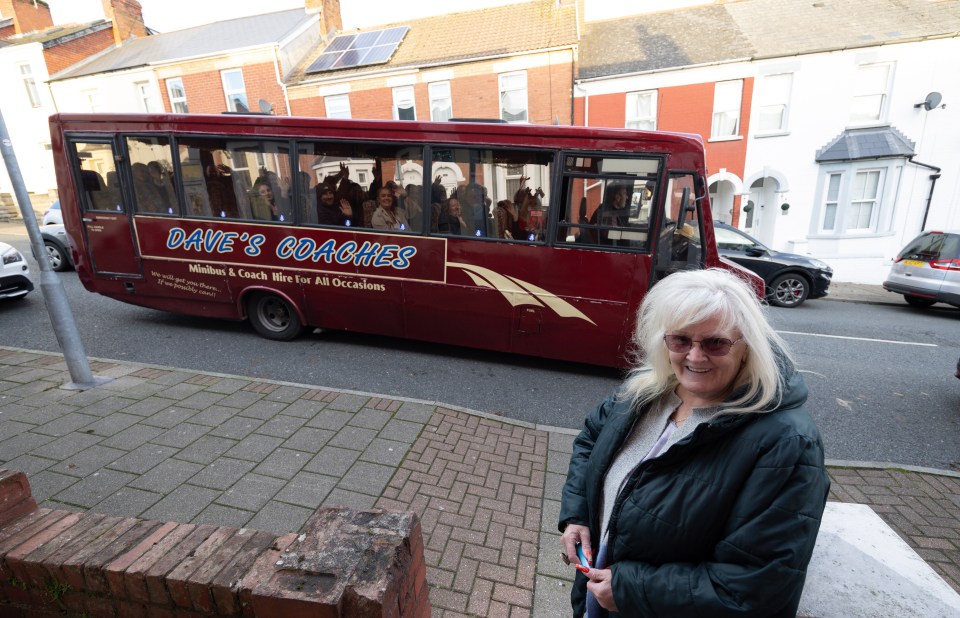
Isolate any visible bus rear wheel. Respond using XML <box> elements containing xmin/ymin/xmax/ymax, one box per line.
<box><xmin>246</xmin><ymin>293</ymin><xmax>304</xmax><ymax>341</ymax></box>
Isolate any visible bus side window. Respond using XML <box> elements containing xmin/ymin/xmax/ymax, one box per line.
<box><xmin>73</xmin><ymin>142</ymin><xmax>120</xmax><ymax>212</ymax></box>
<box><xmin>126</xmin><ymin>137</ymin><xmax>179</xmax><ymax>215</ymax></box>
<box><xmin>656</xmin><ymin>174</ymin><xmax>703</xmax><ymax>277</ymax></box>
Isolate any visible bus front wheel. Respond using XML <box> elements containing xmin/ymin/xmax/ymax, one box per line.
<box><xmin>246</xmin><ymin>293</ymin><xmax>305</xmax><ymax>341</ymax></box>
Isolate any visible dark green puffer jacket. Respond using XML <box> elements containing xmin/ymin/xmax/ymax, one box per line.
<box><xmin>559</xmin><ymin>366</ymin><xmax>829</xmax><ymax>617</ymax></box>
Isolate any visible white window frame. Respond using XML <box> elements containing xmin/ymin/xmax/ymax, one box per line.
<box><xmin>755</xmin><ymin>73</ymin><xmax>792</xmax><ymax>134</ymax></box>
<box><xmin>625</xmin><ymin>90</ymin><xmax>657</xmax><ymax>130</ymax></box>
<box><xmin>815</xmin><ymin>165</ymin><xmax>894</xmax><ymax>236</ymax></box>
<box><xmin>499</xmin><ymin>71</ymin><xmax>528</xmax><ymax>123</ymax></box>
<box><xmin>325</xmin><ymin>94</ymin><xmax>351</xmax><ymax>119</ymax></box>
<box><xmin>135</xmin><ymin>81</ymin><xmax>158</xmax><ymax>113</ymax></box>
<box><xmin>392</xmin><ymin>85</ymin><xmax>416</xmax><ymax>120</ymax></box>
<box><xmin>428</xmin><ymin>81</ymin><xmax>452</xmax><ymax>122</ymax></box>
<box><xmin>19</xmin><ymin>63</ymin><xmax>41</xmax><ymax>108</ymax></box>
<box><xmin>82</xmin><ymin>89</ymin><xmax>100</xmax><ymax>113</ymax></box>
<box><xmin>850</xmin><ymin>62</ymin><xmax>893</xmax><ymax>125</ymax></box>
<box><xmin>846</xmin><ymin>169</ymin><xmax>883</xmax><ymax>231</ymax></box>
<box><xmin>711</xmin><ymin>79</ymin><xmax>743</xmax><ymax>139</ymax></box>
<box><xmin>819</xmin><ymin>172</ymin><xmax>842</xmax><ymax>232</ymax></box>
<box><xmin>220</xmin><ymin>69</ymin><xmax>248</xmax><ymax>112</ymax></box>
<box><xmin>166</xmin><ymin>77</ymin><xmax>188</xmax><ymax>113</ymax></box>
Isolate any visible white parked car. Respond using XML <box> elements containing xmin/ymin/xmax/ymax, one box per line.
<box><xmin>42</xmin><ymin>200</ymin><xmax>62</xmax><ymax>225</ymax></box>
<box><xmin>0</xmin><ymin>240</ymin><xmax>33</xmax><ymax>300</ymax></box>
<box><xmin>883</xmin><ymin>230</ymin><xmax>960</xmax><ymax>309</ymax></box>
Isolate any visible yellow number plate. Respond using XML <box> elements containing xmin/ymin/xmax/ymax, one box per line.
<box><xmin>901</xmin><ymin>259</ymin><xmax>926</xmax><ymax>267</ymax></box>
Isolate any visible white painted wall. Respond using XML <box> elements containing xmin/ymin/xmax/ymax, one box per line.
<box><xmin>0</xmin><ymin>43</ymin><xmax>59</xmax><ymax>196</ymax></box>
<box><xmin>49</xmin><ymin>68</ymin><xmax>162</xmax><ymax>114</ymax></box>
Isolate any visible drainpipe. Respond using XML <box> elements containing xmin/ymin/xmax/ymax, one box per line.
<box><xmin>909</xmin><ymin>157</ymin><xmax>942</xmax><ymax>231</ymax></box>
<box><xmin>574</xmin><ymin>83</ymin><xmax>588</xmax><ymax>127</ymax></box>
<box><xmin>273</xmin><ymin>47</ymin><xmax>292</xmax><ymax>116</ymax></box>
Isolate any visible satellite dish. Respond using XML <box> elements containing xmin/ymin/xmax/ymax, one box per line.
<box><xmin>916</xmin><ymin>92</ymin><xmax>943</xmax><ymax>111</ymax></box>
<box><xmin>258</xmin><ymin>99</ymin><xmax>274</xmax><ymax>115</ymax></box>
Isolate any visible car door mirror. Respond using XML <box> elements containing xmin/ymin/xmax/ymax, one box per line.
<box><xmin>745</xmin><ymin>247</ymin><xmax>765</xmax><ymax>257</ymax></box>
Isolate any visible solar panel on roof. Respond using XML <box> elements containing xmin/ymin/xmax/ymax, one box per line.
<box><xmin>306</xmin><ymin>25</ymin><xmax>409</xmax><ymax>74</ymax></box>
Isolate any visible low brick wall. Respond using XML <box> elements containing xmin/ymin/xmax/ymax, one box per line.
<box><xmin>0</xmin><ymin>469</ymin><xmax>429</xmax><ymax>617</ymax></box>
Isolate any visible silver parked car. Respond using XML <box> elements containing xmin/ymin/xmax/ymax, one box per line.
<box><xmin>883</xmin><ymin>230</ymin><xmax>960</xmax><ymax>308</ymax></box>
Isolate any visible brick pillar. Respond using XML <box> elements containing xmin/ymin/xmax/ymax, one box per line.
<box><xmin>101</xmin><ymin>0</ymin><xmax>147</xmax><ymax>45</ymax></box>
<box><xmin>0</xmin><ymin>469</ymin><xmax>37</xmax><ymax>528</ymax></box>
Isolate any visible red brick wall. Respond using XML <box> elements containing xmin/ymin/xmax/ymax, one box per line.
<box><xmin>0</xmin><ymin>469</ymin><xmax>429</xmax><ymax>618</ymax></box>
<box><xmin>42</xmin><ymin>27</ymin><xmax>115</xmax><ymax>75</ymax></box>
<box><xmin>160</xmin><ymin>62</ymin><xmax>287</xmax><ymax>115</ymax></box>
<box><xmin>0</xmin><ymin>0</ymin><xmax>53</xmax><ymax>35</ymax></box>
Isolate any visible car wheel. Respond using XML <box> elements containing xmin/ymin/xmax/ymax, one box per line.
<box><xmin>903</xmin><ymin>294</ymin><xmax>936</xmax><ymax>308</ymax></box>
<box><xmin>44</xmin><ymin>241</ymin><xmax>69</xmax><ymax>272</ymax></box>
<box><xmin>768</xmin><ymin>273</ymin><xmax>810</xmax><ymax>308</ymax></box>
<box><xmin>246</xmin><ymin>293</ymin><xmax>304</xmax><ymax>341</ymax></box>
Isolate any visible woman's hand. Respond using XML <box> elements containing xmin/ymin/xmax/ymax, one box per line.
<box><xmin>584</xmin><ymin>568</ymin><xmax>618</xmax><ymax>612</ymax></box>
<box><xmin>560</xmin><ymin>524</ymin><xmax>592</xmax><ymax>567</ymax></box>
<box><xmin>339</xmin><ymin>199</ymin><xmax>353</xmax><ymax>217</ymax></box>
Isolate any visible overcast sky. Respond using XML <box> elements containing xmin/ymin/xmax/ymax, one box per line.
<box><xmin>44</xmin><ymin>1</ymin><xmax>708</xmax><ymax>32</ymax></box>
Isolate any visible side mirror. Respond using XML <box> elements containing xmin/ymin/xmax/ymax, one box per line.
<box><xmin>677</xmin><ymin>187</ymin><xmax>695</xmax><ymax>229</ymax></box>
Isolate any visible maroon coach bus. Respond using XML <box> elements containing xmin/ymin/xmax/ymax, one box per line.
<box><xmin>49</xmin><ymin>113</ymin><xmax>760</xmax><ymax>367</ymax></box>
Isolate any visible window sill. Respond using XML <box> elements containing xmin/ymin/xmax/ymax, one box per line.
<box><xmin>808</xmin><ymin>230</ymin><xmax>897</xmax><ymax>240</ymax></box>
<box><xmin>754</xmin><ymin>131</ymin><xmax>790</xmax><ymax>139</ymax></box>
<box><xmin>707</xmin><ymin>135</ymin><xmax>743</xmax><ymax>143</ymax></box>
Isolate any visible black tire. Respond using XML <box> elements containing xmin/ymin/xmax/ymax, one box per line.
<box><xmin>44</xmin><ymin>241</ymin><xmax>69</xmax><ymax>272</ymax></box>
<box><xmin>246</xmin><ymin>293</ymin><xmax>304</xmax><ymax>341</ymax></box>
<box><xmin>903</xmin><ymin>294</ymin><xmax>936</xmax><ymax>308</ymax></box>
<box><xmin>768</xmin><ymin>273</ymin><xmax>810</xmax><ymax>308</ymax></box>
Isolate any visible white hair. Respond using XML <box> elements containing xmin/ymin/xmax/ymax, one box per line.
<box><xmin>620</xmin><ymin>268</ymin><xmax>794</xmax><ymax>414</ymax></box>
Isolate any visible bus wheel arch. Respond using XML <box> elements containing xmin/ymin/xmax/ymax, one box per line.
<box><xmin>243</xmin><ymin>289</ymin><xmax>308</xmax><ymax>340</ymax></box>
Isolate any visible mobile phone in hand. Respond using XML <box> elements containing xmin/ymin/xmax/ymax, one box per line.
<box><xmin>576</xmin><ymin>543</ymin><xmax>590</xmax><ymax>568</ymax></box>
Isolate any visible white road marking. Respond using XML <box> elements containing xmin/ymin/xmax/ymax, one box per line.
<box><xmin>776</xmin><ymin>330</ymin><xmax>938</xmax><ymax>347</ymax></box>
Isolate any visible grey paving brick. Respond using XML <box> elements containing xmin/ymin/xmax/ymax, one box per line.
<box><xmin>101</xmin><ymin>424</ymin><xmax>166</xmax><ymax>450</ymax></box>
<box><xmin>92</xmin><ymin>486</ymin><xmax>162</xmax><ymax>518</ymax></box>
<box><xmin>176</xmin><ymin>390</ymin><xmax>229</xmax><ymax>410</ymax></box>
<box><xmin>306</xmin><ymin>409</ymin><xmax>354</xmax><ymax>432</ymax></box>
<box><xmin>0</xmin><ymin>430</ymin><xmax>54</xmax><ymax>459</ymax></box>
<box><xmin>141</xmin><ymin>484</ymin><xmax>220</xmax><ymax>523</ymax></box>
<box><xmin>147</xmin><ymin>370</ymin><xmax>195</xmax><ymax>386</ymax></box>
<box><xmin>282</xmin><ymin>427</ymin><xmax>335</xmax><ymax>454</ymax></box>
<box><xmin>238</xmin><ymin>400</ymin><xmax>288</xmax><ymax>421</ymax></box>
<box><xmin>10</xmin><ymin>404</ymin><xmax>77</xmax><ymax>426</ymax></box>
<box><xmin>361</xmin><ymin>438</ymin><xmax>411</xmax><ymax>467</ymax></box>
<box><xmin>7</xmin><ymin>381</ymin><xmax>59</xmax><ymax>398</ymax></box>
<box><xmin>83</xmin><ymin>413</ymin><xmax>144</xmax><ymax>438</ymax></box>
<box><xmin>273</xmin><ymin>471</ymin><xmax>339</xmax><ymax>510</ymax></box>
<box><xmin>123</xmin><ymin>396</ymin><xmax>178</xmax><ymax>417</ymax></box>
<box><xmin>328</xmin><ymin>425</ymin><xmax>377</xmax><ymax>451</ymax></box>
<box><xmin>4</xmin><ymin>367</ymin><xmax>59</xmax><ymax>384</ymax></box>
<box><xmin>253</xmin><ymin>448</ymin><xmax>311</xmax><ymax>480</ymax></box>
<box><xmin>380</xmin><ymin>419</ymin><xmax>424</xmax><ymax>443</ymax></box>
<box><xmin>54</xmin><ymin>468</ymin><xmax>137</xmax><ymax>509</ymax></box>
<box><xmin>215</xmin><ymin>390</ymin><xmax>265</xmax><ymax>409</ymax></box>
<box><xmin>247</xmin><ymin>501</ymin><xmax>314</xmax><ymax>535</ymax></box>
<box><xmin>322</xmin><ymin>488</ymin><xmax>376</xmax><ymax>510</ymax></box>
<box><xmin>176</xmin><ymin>435</ymin><xmax>237</xmax><ymax>465</ymax></box>
<box><xmin>28</xmin><ymin>469</ymin><xmax>78</xmax><ymax>502</ymax></box>
<box><xmin>0</xmin><ymin>420</ymin><xmax>34</xmax><ymax>441</ymax></box>
<box><xmin>189</xmin><ymin>405</ymin><xmax>240</xmax><ymax>427</ymax></box>
<box><xmin>0</xmin><ymin>403</ymin><xmax>35</xmax><ymax>423</ymax></box>
<box><xmin>192</xmin><ymin>503</ymin><xmax>253</xmax><ymax>528</ymax></box>
<box><xmin>224</xmin><ymin>433</ymin><xmax>284</xmax><ymax>463</ymax></box>
<box><xmin>13</xmin><ymin>387</ymin><xmax>72</xmax><ymax>408</ymax></box>
<box><xmin>79</xmin><ymin>395</ymin><xmax>139</xmax><ymax>418</ymax></box>
<box><xmin>204</xmin><ymin>378</ymin><xmax>249</xmax><ymax>395</ymax></box>
<box><xmin>349</xmin><ymin>408</ymin><xmax>393</xmax><ymax>431</ymax></box>
<box><xmin>130</xmin><ymin>458</ymin><xmax>204</xmax><ymax>493</ymax></box>
<box><xmin>152</xmin><ymin>382</ymin><xmax>205</xmax><ymax>400</ymax></box>
<box><xmin>97</xmin><ymin>375</ymin><xmax>148</xmax><ymax>392</ymax></box>
<box><xmin>188</xmin><ymin>457</ymin><xmax>256</xmax><ymax>491</ymax></box>
<box><xmin>142</xmin><ymin>407</ymin><xmax>196</xmax><ymax>429</ymax></box>
<box><xmin>56</xmin><ymin>444</ymin><xmax>127</xmax><ymax>478</ymax></box>
<box><xmin>326</xmin><ymin>393</ymin><xmax>369</xmax><ymax>413</ymax></box>
<box><xmin>395</xmin><ymin>402</ymin><xmax>435</xmax><ymax>424</ymax></box>
<box><xmin>2</xmin><ymin>453</ymin><xmax>56</xmax><ymax>475</ymax></box>
<box><xmin>31</xmin><ymin>432</ymin><xmax>101</xmax><ymax>460</ymax></box>
<box><xmin>339</xmin><ymin>461</ymin><xmax>395</xmax><ymax>497</ymax></box>
<box><xmin>32</xmin><ymin>413</ymin><xmax>100</xmax><ymax>438</ymax></box>
<box><xmin>262</xmin><ymin>385</ymin><xmax>310</xmax><ymax>403</ymax></box>
<box><xmin>208</xmin><ymin>416</ymin><xmax>264</xmax><ymax>440</ymax></box>
<box><xmin>108</xmin><ymin>381</ymin><xmax>169</xmax><ymax>399</ymax></box>
<box><xmin>279</xmin><ymin>399</ymin><xmax>326</xmax><ymax>419</ymax></box>
<box><xmin>152</xmin><ymin>422</ymin><xmax>209</xmax><ymax>448</ymax></box>
<box><xmin>257</xmin><ymin>415</ymin><xmax>308</xmax><ymax>439</ymax></box>
<box><xmin>217</xmin><ymin>473</ymin><xmax>284</xmax><ymax>511</ymax></box>
<box><xmin>108</xmin><ymin>444</ymin><xmax>178</xmax><ymax>475</ymax></box>
<box><xmin>60</xmin><ymin>388</ymin><xmax>113</xmax><ymax>408</ymax></box>
<box><xmin>304</xmin><ymin>446</ymin><xmax>360</xmax><ymax>477</ymax></box>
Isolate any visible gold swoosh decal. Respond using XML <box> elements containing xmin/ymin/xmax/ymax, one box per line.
<box><xmin>450</xmin><ymin>262</ymin><xmax>595</xmax><ymax>325</ymax></box>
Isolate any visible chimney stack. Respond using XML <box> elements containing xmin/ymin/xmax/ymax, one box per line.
<box><xmin>0</xmin><ymin>0</ymin><xmax>54</xmax><ymax>36</ymax></box>
<box><xmin>101</xmin><ymin>0</ymin><xmax>148</xmax><ymax>46</ymax></box>
<box><xmin>305</xmin><ymin>0</ymin><xmax>342</xmax><ymax>36</ymax></box>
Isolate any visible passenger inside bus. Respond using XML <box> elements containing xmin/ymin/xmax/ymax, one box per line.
<box><xmin>437</xmin><ymin>198</ymin><xmax>470</xmax><ymax>235</ymax></box>
<box><xmin>495</xmin><ymin>199</ymin><xmax>522</xmax><ymax>239</ymax></box>
<box><xmin>371</xmin><ymin>186</ymin><xmax>409</xmax><ymax>231</ymax></box>
<box><xmin>252</xmin><ymin>176</ymin><xmax>291</xmax><ymax>222</ymax></box>
<box><xmin>315</xmin><ymin>182</ymin><xmax>354</xmax><ymax>226</ymax></box>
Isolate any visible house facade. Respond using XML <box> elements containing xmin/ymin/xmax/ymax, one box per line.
<box><xmin>575</xmin><ymin>0</ymin><xmax>960</xmax><ymax>283</ymax></box>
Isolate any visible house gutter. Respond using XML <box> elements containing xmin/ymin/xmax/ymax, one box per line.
<box><xmin>909</xmin><ymin>157</ymin><xmax>942</xmax><ymax>231</ymax></box>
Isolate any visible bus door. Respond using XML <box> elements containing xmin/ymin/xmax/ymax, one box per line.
<box><xmin>70</xmin><ymin>140</ymin><xmax>140</xmax><ymax>276</ymax></box>
<box><xmin>652</xmin><ymin>172</ymin><xmax>703</xmax><ymax>284</ymax></box>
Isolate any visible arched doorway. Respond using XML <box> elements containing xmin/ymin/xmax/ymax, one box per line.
<box><xmin>707</xmin><ymin>170</ymin><xmax>743</xmax><ymax>226</ymax></box>
<box><xmin>746</xmin><ymin>176</ymin><xmax>782</xmax><ymax>241</ymax></box>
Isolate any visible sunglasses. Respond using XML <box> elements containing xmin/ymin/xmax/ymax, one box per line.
<box><xmin>663</xmin><ymin>334</ymin><xmax>743</xmax><ymax>356</ymax></box>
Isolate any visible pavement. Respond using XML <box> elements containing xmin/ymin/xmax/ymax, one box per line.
<box><xmin>1</xmin><ymin>280</ymin><xmax>958</xmax><ymax>616</ymax></box>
